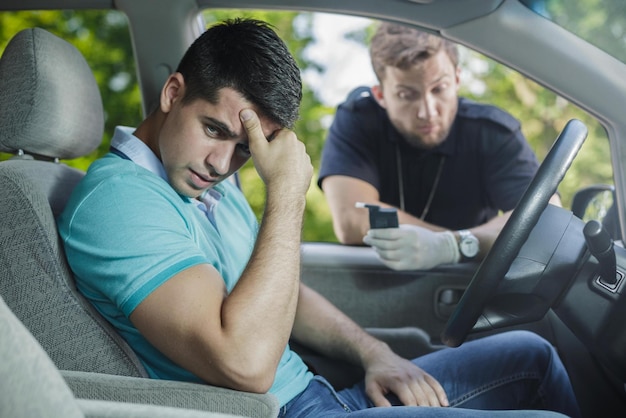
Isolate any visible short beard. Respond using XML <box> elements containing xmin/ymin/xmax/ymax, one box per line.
<box><xmin>400</xmin><ymin>129</ymin><xmax>448</xmax><ymax>150</ymax></box>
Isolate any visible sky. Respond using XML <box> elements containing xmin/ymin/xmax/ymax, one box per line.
<box><xmin>301</xmin><ymin>13</ymin><xmax>377</xmax><ymax>108</ymax></box>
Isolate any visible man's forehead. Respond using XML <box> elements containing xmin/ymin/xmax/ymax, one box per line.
<box><xmin>195</xmin><ymin>90</ymin><xmax>280</xmax><ymax>140</ymax></box>
<box><xmin>384</xmin><ymin>60</ymin><xmax>454</xmax><ymax>87</ymax></box>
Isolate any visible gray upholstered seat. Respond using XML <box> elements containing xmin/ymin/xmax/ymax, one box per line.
<box><xmin>0</xmin><ymin>27</ymin><xmax>278</xmax><ymax>417</ymax></box>
<box><xmin>0</xmin><ymin>294</ymin><xmax>243</xmax><ymax>418</ymax></box>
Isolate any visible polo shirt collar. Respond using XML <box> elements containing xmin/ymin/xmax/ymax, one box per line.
<box><xmin>109</xmin><ymin>126</ymin><xmax>228</xmax><ymax>198</ymax></box>
<box><xmin>110</xmin><ymin>126</ymin><xmax>168</xmax><ymax>181</ymax></box>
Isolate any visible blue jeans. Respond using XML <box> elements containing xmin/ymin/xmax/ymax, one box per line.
<box><xmin>279</xmin><ymin>331</ymin><xmax>580</xmax><ymax>418</ymax></box>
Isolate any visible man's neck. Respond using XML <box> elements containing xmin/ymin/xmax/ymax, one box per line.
<box><xmin>133</xmin><ymin>111</ymin><xmax>164</xmax><ymax>160</ymax></box>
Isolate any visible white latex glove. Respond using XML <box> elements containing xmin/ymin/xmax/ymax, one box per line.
<box><xmin>363</xmin><ymin>224</ymin><xmax>460</xmax><ymax>271</ymax></box>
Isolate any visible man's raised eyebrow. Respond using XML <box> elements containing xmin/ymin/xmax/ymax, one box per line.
<box><xmin>430</xmin><ymin>72</ymin><xmax>453</xmax><ymax>86</ymax></box>
<box><xmin>203</xmin><ymin>116</ymin><xmax>237</xmax><ymax>138</ymax></box>
<box><xmin>396</xmin><ymin>73</ymin><xmax>451</xmax><ymax>92</ymax></box>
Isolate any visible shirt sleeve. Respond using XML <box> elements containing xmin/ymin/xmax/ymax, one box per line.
<box><xmin>318</xmin><ymin>87</ymin><xmax>383</xmax><ymax>191</ymax></box>
<box><xmin>60</xmin><ymin>170</ymin><xmax>211</xmax><ymax>317</ymax></box>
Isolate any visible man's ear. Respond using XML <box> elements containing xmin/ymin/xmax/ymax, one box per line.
<box><xmin>160</xmin><ymin>73</ymin><xmax>185</xmax><ymax>113</ymax></box>
<box><xmin>371</xmin><ymin>84</ymin><xmax>387</xmax><ymax>109</ymax></box>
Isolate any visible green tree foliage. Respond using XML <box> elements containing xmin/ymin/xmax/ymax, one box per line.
<box><xmin>535</xmin><ymin>0</ymin><xmax>626</xmax><ymax>63</ymax></box>
<box><xmin>458</xmin><ymin>51</ymin><xmax>613</xmax><ymax>209</ymax></box>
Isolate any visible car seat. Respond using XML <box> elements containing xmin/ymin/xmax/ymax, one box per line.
<box><xmin>0</xmin><ymin>293</ymin><xmax>249</xmax><ymax>418</ymax></box>
<box><xmin>0</xmin><ymin>27</ymin><xmax>277</xmax><ymax>417</ymax></box>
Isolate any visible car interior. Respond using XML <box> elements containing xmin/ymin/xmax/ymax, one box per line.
<box><xmin>1</xmin><ymin>0</ymin><xmax>626</xmax><ymax>417</ymax></box>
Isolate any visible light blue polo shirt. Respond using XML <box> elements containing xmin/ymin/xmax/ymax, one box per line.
<box><xmin>58</xmin><ymin>126</ymin><xmax>312</xmax><ymax>406</ymax></box>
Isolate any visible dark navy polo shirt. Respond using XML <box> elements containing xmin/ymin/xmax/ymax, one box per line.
<box><xmin>318</xmin><ymin>86</ymin><xmax>540</xmax><ymax>230</ymax></box>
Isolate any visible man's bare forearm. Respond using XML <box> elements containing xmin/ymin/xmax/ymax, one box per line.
<box><xmin>291</xmin><ymin>283</ymin><xmax>389</xmax><ymax>368</ymax></box>
<box><xmin>209</xmin><ymin>112</ymin><xmax>313</xmax><ymax>385</ymax></box>
<box><xmin>222</xmin><ymin>191</ymin><xmax>306</xmax><ymax>363</ymax></box>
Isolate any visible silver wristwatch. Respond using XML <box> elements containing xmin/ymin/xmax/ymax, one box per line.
<box><xmin>458</xmin><ymin>229</ymin><xmax>479</xmax><ymax>260</ymax></box>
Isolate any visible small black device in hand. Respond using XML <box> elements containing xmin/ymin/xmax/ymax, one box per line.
<box><xmin>356</xmin><ymin>202</ymin><xmax>399</xmax><ymax>229</ymax></box>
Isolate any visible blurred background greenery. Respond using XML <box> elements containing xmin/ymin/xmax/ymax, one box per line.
<box><xmin>0</xmin><ymin>7</ymin><xmax>613</xmax><ymax>242</ymax></box>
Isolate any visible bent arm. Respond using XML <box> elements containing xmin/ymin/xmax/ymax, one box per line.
<box><xmin>130</xmin><ymin>189</ymin><xmax>305</xmax><ymax>393</ymax></box>
<box><xmin>324</xmin><ymin>175</ymin><xmax>561</xmax><ymax>261</ymax></box>
<box><xmin>130</xmin><ymin>110</ymin><xmax>312</xmax><ymax>394</ymax></box>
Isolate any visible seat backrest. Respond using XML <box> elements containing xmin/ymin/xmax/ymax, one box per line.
<box><xmin>0</xmin><ymin>294</ymin><xmax>251</xmax><ymax>418</ymax></box>
<box><xmin>0</xmin><ymin>27</ymin><xmax>147</xmax><ymax>377</ymax></box>
<box><xmin>0</xmin><ymin>294</ymin><xmax>84</xmax><ymax>418</ymax></box>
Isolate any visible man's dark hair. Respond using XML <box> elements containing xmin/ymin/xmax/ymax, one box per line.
<box><xmin>370</xmin><ymin>22</ymin><xmax>459</xmax><ymax>83</ymax></box>
<box><xmin>176</xmin><ymin>18</ymin><xmax>302</xmax><ymax>128</ymax></box>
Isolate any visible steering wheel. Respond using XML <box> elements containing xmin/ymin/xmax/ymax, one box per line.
<box><xmin>441</xmin><ymin>119</ymin><xmax>588</xmax><ymax>347</ymax></box>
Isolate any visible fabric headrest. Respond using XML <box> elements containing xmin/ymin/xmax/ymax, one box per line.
<box><xmin>0</xmin><ymin>28</ymin><xmax>104</xmax><ymax>159</ymax></box>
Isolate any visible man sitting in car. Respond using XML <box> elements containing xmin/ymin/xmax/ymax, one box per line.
<box><xmin>58</xmin><ymin>18</ymin><xmax>579</xmax><ymax>418</ymax></box>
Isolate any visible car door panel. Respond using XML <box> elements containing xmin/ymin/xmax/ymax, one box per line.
<box><xmin>300</xmin><ymin>242</ymin><xmax>555</xmax><ymax>344</ymax></box>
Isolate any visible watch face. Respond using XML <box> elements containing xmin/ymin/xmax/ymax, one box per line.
<box><xmin>460</xmin><ymin>236</ymin><xmax>479</xmax><ymax>258</ymax></box>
